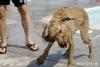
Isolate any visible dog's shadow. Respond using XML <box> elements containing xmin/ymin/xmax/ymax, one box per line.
<box><xmin>27</xmin><ymin>50</ymin><xmax>88</xmax><ymax>67</ymax></box>
<box><xmin>7</xmin><ymin>44</ymin><xmax>88</xmax><ymax>67</ymax></box>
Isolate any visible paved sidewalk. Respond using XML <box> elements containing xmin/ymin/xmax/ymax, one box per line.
<box><xmin>0</xmin><ymin>0</ymin><xmax>100</xmax><ymax>67</ymax></box>
<box><xmin>0</xmin><ymin>20</ymin><xmax>100</xmax><ymax>67</ymax></box>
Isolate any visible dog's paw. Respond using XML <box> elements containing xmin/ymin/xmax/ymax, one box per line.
<box><xmin>36</xmin><ymin>55</ymin><xmax>46</xmax><ymax>65</ymax></box>
<box><xmin>88</xmin><ymin>52</ymin><xmax>95</xmax><ymax>59</ymax></box>
<box><xmin>67</xmin><ymin>64</ymin><xmax>72</xmax><ymax>67</ymax></box>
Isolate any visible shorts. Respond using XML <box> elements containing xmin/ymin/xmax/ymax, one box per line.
<box><xmin>0</xmin><ymin>0</ymin><xmax>28</xmax><ymax>7</ymax></box>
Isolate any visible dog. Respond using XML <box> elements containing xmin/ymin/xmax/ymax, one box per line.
<box><xmin>36</xmin><ymin>7</ymin><xmax>95</xmax><ymax>67</ymax></box>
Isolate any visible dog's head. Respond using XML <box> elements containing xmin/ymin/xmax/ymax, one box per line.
<box><xmin>43</xmin><ymin>19</ymin><xmax>62</xmax><ymax>42</ymax></box>
<box><xmin>43</xmin><ymin>19</ymin><xmax>70</xmax><ymax>48</ymax></box>
<box><xmin>55</xmin><ymin>23</ymin><xmax>70</xmax><ymax>48</ymax></box>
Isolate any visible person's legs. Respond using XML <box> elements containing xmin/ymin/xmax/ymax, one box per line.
<box><xmin>12</xmin><ymin>0</ymin><xmax>39</xmax><ymax>51</ymax></box>
<box><xmin>18</xmin><ymin>5</ymin><xmax>33</xmax><ymax>44</ymax></box>
<box><xmin>0</xmin><ymin>5</ymin><xmax>7</xmax><ymax>53</ymax></box>
<box><xmin>18</xmin><ymin>5</ymin><xmax>39</xmax><ymax>51</ymax></box>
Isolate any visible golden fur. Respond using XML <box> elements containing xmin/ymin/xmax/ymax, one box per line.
<box><xmin>36</xmin><ymin>7</ymin><xmax>95</xmax><ymax>67</ymax></box>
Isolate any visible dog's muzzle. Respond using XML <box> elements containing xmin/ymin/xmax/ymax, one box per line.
<box><xmin>57</xmin><ymin>41</ymin><xmax>67</xmax><ymax>48</ymax></box>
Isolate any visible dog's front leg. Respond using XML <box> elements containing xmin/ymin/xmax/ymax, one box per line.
<box><xmin>67</xmin><ymin>38</ymin><xmax>74</xmax><ymax>67</ymax></box>
<box><xmin>36</xmin><ymin>42</ymin><xmax>54</xmax><ymax>65</ymax></box>
<box><xmin>42</xmin><ymin>25</ymin><xmax>48</xmax><ymax>39</ymax></box>
<box><xmin>63</xmin><ymin>43</ymin><xmax>69</xmax><ymax>57</ymax></box>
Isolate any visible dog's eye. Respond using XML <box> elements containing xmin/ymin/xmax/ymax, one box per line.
<box><xmin>62</xmin><ymin>18</ymin><xmax>70</xmax><ymax>21</ymax></box>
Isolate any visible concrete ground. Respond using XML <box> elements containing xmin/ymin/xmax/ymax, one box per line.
<box><xmin>0</xmin><ymin>0</ymin><xmax>100</xmax><ymax>67</ymax></box>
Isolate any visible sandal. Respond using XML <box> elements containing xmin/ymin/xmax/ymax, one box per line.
<box><xmin>26</xmin><ymin>43</ymin><xmax>39</xmax><ymax>51</ymax></box>
<box><xmin>0</xmin><ymin>46</ymin><xmax>7</xmax><ymax>54</ymax></box>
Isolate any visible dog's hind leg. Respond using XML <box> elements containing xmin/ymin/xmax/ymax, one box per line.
<box><xmin>36</xmin><ymin>42</ymin><xmax>54</xmax><ymax>65</ymax></box>
<box><xmin>80</xmin><ymin>17</ymin><xmax>95</xmax><ymax>59</ymax></box>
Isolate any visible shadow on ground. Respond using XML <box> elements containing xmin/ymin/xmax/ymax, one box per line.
<box><xmin>27</xmin><ymin>50</ymin><xmax>88</xmax><ymax>67</ymax></box>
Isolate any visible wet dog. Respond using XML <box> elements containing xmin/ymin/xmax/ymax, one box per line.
<box><xmin>36</xmin><ymin>7</ymin><xmax>95</xmax><ymax>67</ymax></box>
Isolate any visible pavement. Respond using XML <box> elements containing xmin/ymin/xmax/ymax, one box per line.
<box><xmin>0</xmin><ymin>0</ymin><xmax>100</xmax><ymax>67</ymax></box>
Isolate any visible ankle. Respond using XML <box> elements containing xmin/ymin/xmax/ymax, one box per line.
<box><xmin>1</xmin><ymin>43</ymin><xmax>7</xmax><ymax>47</ymax></box>
<box><xmin>26</xmin><ymin>40</ymin><xmax>34</xmax><ymax>44</ymax></box>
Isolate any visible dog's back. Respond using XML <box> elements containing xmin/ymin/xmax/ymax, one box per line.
<box><xmin>53</xmin><ymin>7</ymin><xmax>89</xmax><ymax>34</ymax></box>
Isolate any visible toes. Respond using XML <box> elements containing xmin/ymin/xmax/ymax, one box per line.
<box><xmin>27</xmin><ymin>43</ymin><xmax>39</xmax><ymax>51</ymax></box>
<box><xmin>32</xmin><ymin>44</ymin><xmax>39</xmax><ymax>50</ymax></box>
<box><xmin>0</xmin><ymin>46</ymin><xmax>7</xmax><ymax>54</ymax></box>
<box><xmin>88</xmin><ymin>53</ymin><xmax>95</xmax><ymax>59</ymax></box>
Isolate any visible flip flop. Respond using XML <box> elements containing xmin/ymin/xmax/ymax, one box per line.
<box><xmin>0</xmin><ymin>46</ymin><xmax>7</xmax><ymax>54</ymax></box>
<box><xmin>26</xmin><ymin>43</ymin><xmax>39</xmax><ymax>51</ymax></box>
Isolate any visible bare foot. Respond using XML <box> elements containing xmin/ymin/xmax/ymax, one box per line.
<box><xmin>26</xmin><ymin>43</ymin><xmax>39</xmax><ymax>51</ymax></box>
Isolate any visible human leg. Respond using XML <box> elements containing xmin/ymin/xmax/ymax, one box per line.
<box><xmin>12</xmin><ymin>0</ymin><xmax>39</xmax><ymax>51</ymax></box>
<box><xmin>0</xmin><ymin>5</ymin><xmax>7</xmax><ymax>53</ymax></box>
